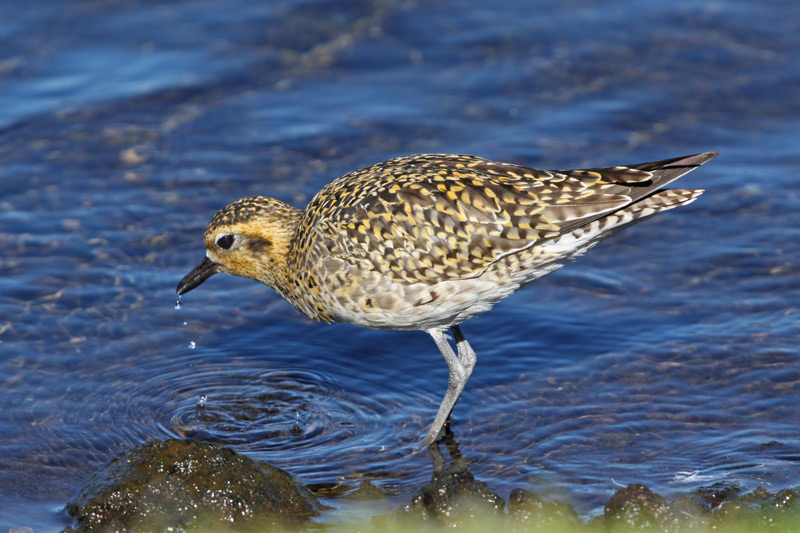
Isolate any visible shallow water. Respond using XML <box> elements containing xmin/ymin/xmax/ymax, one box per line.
<box><xmin>2</xmin><ymin>0</ymin><xmax>800</xmax><ymax>530</ymax></box>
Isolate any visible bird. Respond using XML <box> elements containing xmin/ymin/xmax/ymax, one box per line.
<box><xmin>177</xmin><ymin>151</ymin><xmax>717</xmax><ymax>446</ymax></box>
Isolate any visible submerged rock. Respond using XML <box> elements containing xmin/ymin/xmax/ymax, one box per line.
<box><xmin>603</xmin><ymin>482</ymin><xmax>800</xmax><ymax>531</ymax></box>
<box><xmin>694</xmin><ymin>481</ymin><xmax>742</xmax><ymax>510</ymax></box>
<box><xmin>507</xmin><ymin>488</ymin><xmax>582</xmax><ymax>530</ymax></box>
<box><xmin>343</xmin><ymin>480</ymin><xmax>393</xmax><ymax>500</ymax></box>
<box><xmin>392</xmin><ymin>460</ymin><xmax>504</xmax><ymax>526</ymax></box>
<box><xmin>714</xmin><ymin>485</ymin><xmax>800</xmax><ymax>524</ymax></box>
<box><xmin>604</xmin><ymin>483</ymin><xmax>673</xmax><ymax>530</ymax></box>
<box><xmin>65</xmin><ymin>439</ymin><xmax>318</xmax><ymax>532</ymax></box>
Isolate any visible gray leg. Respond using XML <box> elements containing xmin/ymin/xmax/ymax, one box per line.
<box><xmin>425</xmin><ymin>325</ymin><xmax>477</xmax><ymax>446</ymax></box>
<box><xmin>452</xmin><ymin>325</ymin><xmax>477</xmax><ymax>382</ymax></box>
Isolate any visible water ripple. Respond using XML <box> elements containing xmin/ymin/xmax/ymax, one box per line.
<box><xmin>163</xmin><ymin>367</ymin><xmax>383</xmax><ymax>449</ymax></box>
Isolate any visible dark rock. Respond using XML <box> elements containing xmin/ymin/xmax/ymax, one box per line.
<box><xmin>306</xmin><ymin>481</ymin><xmax>349</xmax><ymax>498</ymax></box>
<box><xmin>507</xmin><ymin>488</ymin><xmax>581</xmax><ymax>530</ymax></box>
<box><xmin>669</xmin><ymin>495</ymin><xmax>708</xmax><ymax>524</ymax></box>
<box><xmin>65</xmin><ymin>439</ymin><xmax>318</xmax><ymax>532</ymax></box>
<box><xmin>343</xmin><ymin>480</ymin><xmax>392</xmax><ymax>500</ymax></box>
<box><xmin>694</xmin><ymin>481</ymin><xmax>742</xmax><ymax>510</ymax></box>
<box><xmin>604</xmin><ymin>484</ymin><xmax>671</xmax><ymax>530</ymax></box>
<box><xmin>771</xmin><ymin>488</ymin><xmax>798</xmax><ymax>510</ymax></box>
<box><xmin>393</xmin><ymin>461</ymin><xmax>504</xmax><ymax>526</ymax></box>
<box><xmin>715</xmin><ymin>485</ymin><xmax>800</xmax><ymax>523</ymax></box>
<box><xmin>737</xmin><ymin>486</ymin><xmax>798</xmax><ymax>510</ymax></box>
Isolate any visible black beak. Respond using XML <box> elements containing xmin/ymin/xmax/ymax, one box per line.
<box><xmin>176</xmin><ymin>257</ymin><xmax>223</xmax><ymax>295</ymax></box>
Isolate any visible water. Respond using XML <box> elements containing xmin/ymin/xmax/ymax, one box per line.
<box><xmin>1</xmin><ymin>0</ymin><xmax>799</xmax><ymax>530</ymax></box>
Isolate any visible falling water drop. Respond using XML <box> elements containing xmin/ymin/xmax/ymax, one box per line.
<box><xmin>188</xmin><ymin>341</ymin><xmax>196</xmax><ymax>349</ymax></box>
<box><xmin>174</xmin><ymin>300</ymin><xmax>182</xmax><ymax>310</ymax></box>
<box><xmin>197</xmin><ymin>395</ymin><xmax>207</xmax><ymax>408</ymax></box>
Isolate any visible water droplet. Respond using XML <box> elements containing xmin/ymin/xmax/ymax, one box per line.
<box><xmin>197</xmin><ymin>395</ymin><xmax>207</xmax><ymax>408</ymax></box>
<box><xmin>182</xmin><ymin>321</ymin><xmax>188</xmax><ymax>327</ymax></box>
<box><xmin>188</xmin><ymin>341</ymin><xmax>196</xmax><ymax>349</ymax></box>
<box><xmin>174</xmin><ymin>300</ymin><xmax>182</xmax><ymax>310</ymax></box>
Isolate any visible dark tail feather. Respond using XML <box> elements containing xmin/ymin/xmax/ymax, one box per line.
<box><xmin>629</xmin><ymin>151</ymin><xmax>718</xmax><ymax>188</ymax></box>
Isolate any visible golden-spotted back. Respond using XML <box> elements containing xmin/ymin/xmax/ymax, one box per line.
<box><xmin>291</xmin><ymin>152</ymin><xmax>710</xmax><ymax>282</ymax></box>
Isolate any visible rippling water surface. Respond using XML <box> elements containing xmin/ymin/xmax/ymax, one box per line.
<box><xmin>2</xmin><ymin>0</ymin><xmax>799</xmax><ymax>530</ymax></box>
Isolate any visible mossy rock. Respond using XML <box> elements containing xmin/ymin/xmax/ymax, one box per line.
<box><xmin>65</xmin><ymin>439</ymin><xmax>317</xmax><ymax>532</ymax></box>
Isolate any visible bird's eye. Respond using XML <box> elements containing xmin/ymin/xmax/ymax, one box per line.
<box><xmin>216</xmin><ymin>234</ymin><xmax>235</xmax><ymax>250</ymax></box>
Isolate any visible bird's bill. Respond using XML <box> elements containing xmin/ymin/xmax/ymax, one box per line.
<box><xmin>176</xmin><ymin>257</ymin><xmax>222</xmax><ymax>295</ymax></box>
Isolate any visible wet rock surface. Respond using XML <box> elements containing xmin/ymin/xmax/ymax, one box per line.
<box><xmin>391</xmin><ymin>458</ymin><xmax>504</xmax><ymax>526</ymax></box>
<box><xmin>343</xmin><ymin>480</ymin><xmax>393</xmax><ymax>500</ymax></box>
<box><xmin>386</xmin><ymin>470</ymin><xmax>800</xmax><ymax>532</ymax></box>
<box><xmin>65</xmin><ymin>439</ymin><xmax>318</xmax><ymax>532</ymax></box>
<box><xmin>714</xmin><ymin>486</ymin><xmax>799</xmax><ymax>523</ymax></box>
<box><xmin>693</xmin><ymin>481</ymin><xmax>743</xmax><ymax>511</ymax></box>
<box><xmin>507</xmin><ymin>488</ymin><xmax>582</xmax><ymax>530</ymax></box>
<box><xmin>62</xmin><ymin>437</ymin><xmax>800</xmax><ymax>532</ymax></box>
<box><xmin>601</xmin><ymin>482</ymin><xmax>800</xmax><ymax>532</ymax></box>
<box><xmin>604</xmin><ymin>483</ymin><xmax>674</xmax><ymax>529</ymax></box>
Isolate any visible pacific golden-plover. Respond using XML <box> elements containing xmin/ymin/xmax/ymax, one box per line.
<box><xmin>177</xmin><ymin>151</ymin><xmax>716</xmax><ymax>446</ymax></box>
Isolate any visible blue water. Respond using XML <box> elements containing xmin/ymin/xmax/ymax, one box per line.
<box><xmin>2</xmin><ymin>0</ymin><xmax>800</xmax><ymax>530</ymax></box>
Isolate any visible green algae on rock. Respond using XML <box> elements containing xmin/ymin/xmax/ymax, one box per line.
<box><xmin>65</xmin><ymin>439</ymin><xmax>318</xmax><ymax>532</ymax></box>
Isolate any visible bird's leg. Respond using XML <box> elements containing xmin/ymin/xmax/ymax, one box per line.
<box><xmin>425</xmin><ymin>325</ymin><xmax>477</xmax><ymax>446</ymax></box>
<box><xmin>426</xmin><ymin>329</ymin><xmax>463</xmax><ymax>446</ymax></box>
<box><xmin>452</xmin><ymin>324</ymin><xmax>477</xmax><ymax>383</ymax></box>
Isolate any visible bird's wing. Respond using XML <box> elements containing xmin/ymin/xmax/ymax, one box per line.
<box><xmin>302</xmin><ymin>152</ymin><xmax>714</xmax><ymax>284</ymax></box>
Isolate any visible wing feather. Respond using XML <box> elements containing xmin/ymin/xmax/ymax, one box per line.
<box><xmin>298</xmin><ymin>152</ymin><xmax>716</xmax><ymax>284</ymax></box>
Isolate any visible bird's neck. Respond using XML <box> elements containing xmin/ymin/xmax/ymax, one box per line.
<box><xmin>263</xmin><ymin>207</ymin><xmax>304</xmax><ymax>300</ymax></box>
<box><xmin>273</xmin><ymin>208</ymin><xmax>340</xmax><ymax>324</ymax></box>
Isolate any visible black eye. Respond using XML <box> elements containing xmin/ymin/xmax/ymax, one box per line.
<box><xmin>216</xmin><ymin>234</ymin><xmax>235</xmax><ymax>250</ymax></box>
